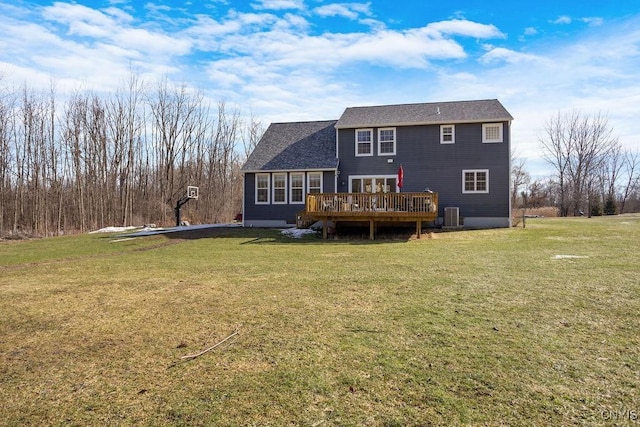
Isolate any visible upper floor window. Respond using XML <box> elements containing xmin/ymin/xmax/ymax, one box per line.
<box><xmin>290</xmin><ymin>173</ymin><xmax>305</xmax><ymax>204</ymax></box>
<box><xmin>378</xmin><ymin>128</ymin><xmax>396</xmax><ymax>155</ymax></box>
<box><xmin>272</xmin><ymin>173</ymin><xmax>287</xmax><ymax>204</ymax></box>
<box><xmin>355</xmin><ymin>129</ymin><xmax>373</xmax><ymax>156</ymax></box>
<box><xmin>462</xmin><ymin>169</ymin><xmax>489</xmax><ymax>193</ymax></box>
<box><xmin>308</xmin><ymin>172</ymin><xmax>323</xmax><ymax>193</ymax></box>
<box><xmin>483</xmin><ymin>123</ymin><xmax>503</xmax><ymax>143</ymax></box>
<box><xmin>440</xmin><ymin>125</ymin><xmax>455</xmax><ymax>144</ymax></box>
<box><xmin>256</xmin><ymin>173</ymin><xmax>270</xmax><ymax>204</ymax></box>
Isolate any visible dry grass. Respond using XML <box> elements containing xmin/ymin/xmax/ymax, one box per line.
<box><xmin>1</xmin><ymin>216</ymin><xmax>639</xmax><ymax>426</ymax></box>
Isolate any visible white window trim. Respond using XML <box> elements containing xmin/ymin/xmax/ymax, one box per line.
<box><xmin>440</xmin><ymin>124</ymin><xmax>455</xmax><ymax>144</ymax></box>
<box><xmin>377</xmin><ymin>127</ymin><xmax>396</xmax><ymax>156</ymax></box>
<box><xmin>289</xmin><ymin>172</ymin><xmax>305</xmax><ymax>205</ymax></box>
<box><xmin>482</xmin><ymin>123</ymin><xmax>503</xmax><ymax>143</ymax></box>
<box><xmin>462</xmin><ymin>169</ymin><xmax>489</xmax><ymax>194</ymax></box>
<box><xmin>255</xmin><ymin>173</ymin><xmax>270</xmax><ymax>204</ymax></box>
<box><xmin>355</xmin><ymin>128</ymin><xmax>374</xmax><ymax>157</ymax></box>
<box><xmin>272</xmin><ymin>173</ymin><xmax>287</xmax><ymax>204</ymax></box>
<box><xmin>349</xmin><ymin>175</ymin><xmax>400</xmax><ymax>193</ymax></box>
<box><xmin>307</xmin><ymin>171</ymin><xmax>323</xmax><ymax>193</ymax></box>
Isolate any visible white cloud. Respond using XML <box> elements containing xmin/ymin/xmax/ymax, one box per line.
<box><xmin>231</xmin><ymin>10</ymin><xmax>279</xmax><ymax>27</ymax></box>
<box><xmin>479</xmin><ymin>47</ymin><xmax>550</xmax><ymax>65</ymax></box>
<box><xmin>552</xmin><ymin>16</ymin><xmax>572</xmax><ymax>25</ymax></box>
<box><xmin>0</xmin><ymin>2</ymin><xmax>194</xmax><ymax>92</ymax></box>
<box><xmin>42</xmin><ymin>2</ymin><xmax>130</xmax><ymax>36</ymax></box>
<box><xmin>114</xmin><ymin>28</ymin><xmax>192</xmax><ymax>55</ymax></box>
<box><xmin>581</xmin><ymin>17</ymin><xmax>604</xmax><ymax>27</ymax></box>
<box><xmin>358</xmin><ymin>18</ymin><xmax>386</xmax><ymax>31</ymax></box>
<box><xmin>314</xmin><ymin>3</ymin><xmax>372</xmax><ymax>20</ymax></box>
<box><xmin>251</xmin><ymin>0</ymin><xmax>304</xmax><ymax>10</ymax></box>
<box><xmin>426</xmin><ymin>19</ymin><xmax>505</xmax><ymax>39</ymax></box>
<box><xmin>3</xmin><ymin>0</ymin><xmax>639</xmax><ymax>181</ymax></box>
<box><xmin>187</xmin><ymin>14</ymin><xmax>242</xmax><ymax>38</ymax></box>
<box><xmin>437</xmin><ymin>17</ymin><xmax>640</xmax><ymax>176</ymax></box>
<box><xmin>338</xmin><ymin>28</ymin><xmax>467</xmax><ymax>65</ymax></box>
<box><xmin>274</xmin><ymin>13</ymin><xmax>310</xmax><ymax>31</ymax></box>
<box><xmin>551</xmin><ymin>15</ymin><xmax>604</xmax><ymax>27</ymax></box>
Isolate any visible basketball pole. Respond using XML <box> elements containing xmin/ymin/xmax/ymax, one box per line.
<box><xmin>174</xmin><ymin>195</ymin><xmax>191</xmax><ymax>227</ymax></box>
<box><xmin>174</xmin><ymin>186</ymin><xmax>199</xmax><ymax>227</ymax></box>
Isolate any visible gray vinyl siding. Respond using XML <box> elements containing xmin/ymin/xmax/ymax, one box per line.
<box><xmin>244</xmin><ymin>171</ymin><xmax>336</xmax><ymax>225</ymax></box>
<box><xmin>337</xmin><ymin>122</ymin><xmax>511</xmax><ymax>220</ymax></box>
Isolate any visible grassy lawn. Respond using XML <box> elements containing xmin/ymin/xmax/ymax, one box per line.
<box><xmin>1</xmin><ymin>216</ymin><xmax>639</xmax><ymax>426</ymax></box>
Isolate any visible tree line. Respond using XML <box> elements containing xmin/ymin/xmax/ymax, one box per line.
<box><xmin>0</xmin><ymin>75</ymin><xmax>263</xmax><ymax>236</ymax></box>
<box><xmin>3</xmin><ymin>76</ymin><xmax>637</xmax><ymax>237</ymax></box>
<box><xmin>513</xmin><ymin>110</ymin><xmax>640</xmax><ymax>216</ymax></box>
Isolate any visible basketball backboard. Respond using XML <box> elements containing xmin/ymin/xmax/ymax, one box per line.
<box><xmin>187</xmin><ymin>186</ymin><xmax>199</xmax><ymax>200</ymax></box>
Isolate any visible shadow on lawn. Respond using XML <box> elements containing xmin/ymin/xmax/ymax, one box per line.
<box><xmin>164</xmin><ymin>225</ymin><xmax>429</xmax><ymax>245</ymax></box>
<box><xmin>117</xmin><ymin>224</ymin><xmax>433</xmax><ymax>245</ymax></box>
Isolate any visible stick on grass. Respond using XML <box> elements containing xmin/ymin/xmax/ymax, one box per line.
<box><xmin>181</xmin><ymin>328</ymin><xmax>239</xmax><ymax>360</ymax></box>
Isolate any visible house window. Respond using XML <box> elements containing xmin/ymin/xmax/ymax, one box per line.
<box><xmin>463</xmin><ymin>169</ymin><xmax>489</xmax><ymax>193</ymax></box>
<box><xmin>273</xmin><ymin>173</ymin><xmax>287</xmax><ymax>204</ymax></box>
<box><xmin>483</xmin><ymin>123</ymin><xmax>503</xmax><ymax>143</ymax></box>
<box><xmin>355</xmin><ymin>129</ymin><xmax>373</xmax><ymax>156</ymax></box>
<box><xmin>256</xmin><ymin>173</ymin><xmax>270</xmax><ymax>204</ymax></box>
<box><xmin>308</xmin><ymin>172</ymin><xmax>322</xmax><ymax>193</ymax></box>
<box><xmin>350</xmin><ymin>176</ymin><xmax>398</xmax><ymax>193</ymax></box>
<box><xmin>378</xmin><ymin>128</ymin><xmax>396</xmax><ymax>155</ymax></box>
<box><xmin>441</xmin><ymin>125</ymin><xmax>455</xmax><ymax>144</ymax></box>
<box><xmin>290</xmin><ymin>173</ymin><xmax>304</xmax><ymax>204</ymax></box>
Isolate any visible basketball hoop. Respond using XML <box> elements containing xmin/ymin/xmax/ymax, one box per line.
<box><xmin>187</xmin><ymin>186</ymin><xmax>199</xmax><ymax>200</ymax></box>
<box><xmin>175</xmin><ymin>185</ymin><xmax>199</xmax><ymax>226</ymax></box>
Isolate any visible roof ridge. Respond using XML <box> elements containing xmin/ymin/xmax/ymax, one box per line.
<box><xmin>344</xmin><ymin>99</ymin><xmax>500</xmax><ymax>110</ymax></box>
<box><xmin>271</xmin><ymin>119</ymin><xmax>338</xmax><ymax>125</ymax></box>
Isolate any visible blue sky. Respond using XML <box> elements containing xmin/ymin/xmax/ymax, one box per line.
<box><xmin>1</xmin><ymin>0</ymin><xmax>639</xmax><ymax>177</ymax></box>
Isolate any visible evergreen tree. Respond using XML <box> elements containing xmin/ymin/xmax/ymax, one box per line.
<box><xmin>604</xmin><ymin>194</ymin><xmax>617</xmax><ymax>215</ymax></box>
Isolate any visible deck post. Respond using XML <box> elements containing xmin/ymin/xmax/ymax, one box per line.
<box><xmin>323</xmin><ymin>218</ymin><xmax>328</xmax><ymax>239</ymax></box>
<box><xmin>369</xmin><ymin>219</ymin><xmax>375</xmax><ymax>240</ymax></box>
<box><xmin>416</xmin><ymin>219</ymin><xmax>422</xmax><ymax>239</ymax></box>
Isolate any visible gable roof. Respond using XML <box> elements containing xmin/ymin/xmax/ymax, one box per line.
<box><xmin>242</xmin><ymin>120</ymin><xmax>338</xmax><ymax>172</ymax></box>
<box><xmin>335</xmin><ymin>99</ymin><xmax>513</xmax><ymax>129</ymax></box>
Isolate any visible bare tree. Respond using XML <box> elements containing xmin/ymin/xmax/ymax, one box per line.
<box><xmin>0</xmin><ymin>82</ymin><xmax>15</xmax><ymax>233</ymax></box>
<box><xmin>0</xmin><ymin>75</ymin><xmax>261</xmax><ymax>234</ymax></box>
<box><xmin>511</xmin><ymin>154</ymin><xmax>530</xmax><ymax>209</ymax></box>
<box><xmin>106</xmin><ymin>74</ymin><xmax>145</xmax><ymax>226</ymax></box>
<box><xmin>148</xmin><ymin>80</ymin><xmax>204</xmax><ymax>223</ymax></box>
<box><xmin>540</xmin><ymin>111</ymin><xmax>571</xmax><ymax>216</ymax></box>
<box><xmin>243</xmin><ymin>111</ymin><xmax>265</xmax><ymax>161</ymax></box>
<box><xmin>540</xmin><ymin>110</ymin><xmax>618</xmax><ymax>216</ymax></box>
<box><xmin>619</xmin><ymin>150</ymin><xmax>640</xmax><ymax>214</ymax></box>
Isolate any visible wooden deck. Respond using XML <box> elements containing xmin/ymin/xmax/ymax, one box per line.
<box><xmin>299</xmin><ymin>192</ymin><xmax>438</xmax><ymax>239</ymax></box>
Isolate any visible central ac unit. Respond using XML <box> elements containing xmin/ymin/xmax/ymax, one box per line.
<box><xmin>444</xmin><ymin>207</ymin><xmax>460</xmax><ymax>227</ymax></box>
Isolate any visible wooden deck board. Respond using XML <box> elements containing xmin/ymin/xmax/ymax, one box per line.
<box><xmin>303</xmin><ymin>192</ymin><xmax>438</xmax><ymax>239</ymax></box>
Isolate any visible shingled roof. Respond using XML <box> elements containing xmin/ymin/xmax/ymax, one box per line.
<box><xmin>242</xmin><ymin>120</ymin><xmax>338</xmax><ymax>172</ymax></box>
<box><xmin>335</xmin><ymin>99</ymin><xmax>513</xmax><ymax>129</ymax></box>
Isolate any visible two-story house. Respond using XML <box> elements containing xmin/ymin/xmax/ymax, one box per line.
<box><xmin>242</xmin><ymin>99</ymin><xmax>513</xmax><ymax>232</ymax></box>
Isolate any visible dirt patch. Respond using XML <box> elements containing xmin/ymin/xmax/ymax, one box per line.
<box><xmin>0</xmin><ymin>232</ymin><xmax>36</xmax><ymax>242</ymax></box>
<box><xmin>162</xmin><ymin>227</ymin><xmax>241</xmax><ymax>240</ymax></box>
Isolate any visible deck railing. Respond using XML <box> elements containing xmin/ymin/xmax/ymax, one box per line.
<box><xmin>305</xmin><ymin>192</ymin><xmax>438</xmax><ymax>217</ymax></box>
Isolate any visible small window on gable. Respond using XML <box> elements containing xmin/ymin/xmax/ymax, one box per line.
<box><xmin>378</xmin><ymin>128</ymin><xmax>396</xmax><ymax>155</ymax></box>
<box><xmin>441</xmin><ymin>125</ymin><xmax>455</xmax><ymax>144</ymax></box>
<box><xmin>256</xmin><ymin>173</ymin><xmax>270</xmax><ymax>204</ymax></box>
<box><xmin>483</xmin><ymin>123</ymin><xmax>503</xmax><ymax>143</ymax></box>
<box><xmin>355</xmin><ymin>129</ymin><xmax>373</xmax><ymax>156</ymax></box>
